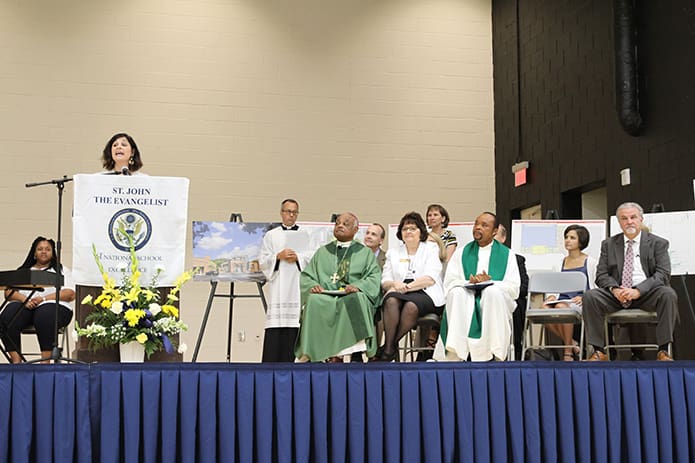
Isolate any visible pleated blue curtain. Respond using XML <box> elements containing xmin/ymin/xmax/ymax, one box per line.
<box><xmin>0</xmin><ymin>366</ymin><xmax>92</xmax><ymax>462</ymax></box>
<box><xmin>3</xmin><ymin>362</ymin><xmax>695</xmax><ymax>462</ymax></box>
<box><xmin>90</xmin><ymin>363</ymin><xmax>695</xmax><ymax>463</ymax></box>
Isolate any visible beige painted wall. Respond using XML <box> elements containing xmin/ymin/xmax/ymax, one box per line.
<box><xmin>0</xmin><ymin>0</ymin><xmax>494</xmax><ymax>362</ymax></box>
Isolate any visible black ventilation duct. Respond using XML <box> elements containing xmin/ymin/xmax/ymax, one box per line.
<box><xmin>613</xmin><ymin>0</ymin><xmax>643</xmax><ymax>136</ymax></box>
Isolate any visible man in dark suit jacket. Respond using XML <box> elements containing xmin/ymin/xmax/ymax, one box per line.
<box><xmin>357</xmin><ymin>223</ymin><xmax>386</xmax><ymax>362</ymax></box>
<box><xmin>584</xmin><ymin>202</ymin><xmax>678</xmax><ymax>361</ymax></box>
<box><xmin>495</xmin><ymin>224</ymin><xmax>529</xmax><ymax>360</ymax></box>
<box><xmin>364</xmin><ymin>223</ymin><xmax>386</xmax><ymax>270</ymax></box>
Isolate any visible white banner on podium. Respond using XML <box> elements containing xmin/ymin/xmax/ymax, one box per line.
<box><xmin>72</xmin><ymin>174</ymin><xmax>189</xmax><ymax>286</ymax></box>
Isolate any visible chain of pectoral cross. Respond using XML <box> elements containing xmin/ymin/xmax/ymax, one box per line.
<box><xmin>330</xmin><ymin>245</ymin><xmax>349</xmax><ymax>284</ymax></box>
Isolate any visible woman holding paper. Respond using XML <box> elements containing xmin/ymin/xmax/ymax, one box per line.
<box><xmin>100</xmin><ymin>132</ymin><xmax>144</xmax><ymax>174</ymax></box>
<box><xmin>544</xmin><ymin>224</ymin><xmax>597</xmax><ymax>361</ymax></box>
<box><xmin>0</xmin><ymin>236</ymin><xmax>75</xmax><ymax>363</ymax></box>
<box><xmin>377</xmin><ymin>212</ymin><xmax>445</xmax><ymax>361</ymax></box>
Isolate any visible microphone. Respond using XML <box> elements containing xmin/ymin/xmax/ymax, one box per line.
<box><xmin>121</xmin><ymin>166</ymin><xmax>131</xmax><ymax>176</ymax></box>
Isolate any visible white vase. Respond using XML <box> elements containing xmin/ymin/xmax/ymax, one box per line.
<box><xmin>119</xmin><ymin>341</ymin><xmax>145</xmax><ymax>363</ymax></box>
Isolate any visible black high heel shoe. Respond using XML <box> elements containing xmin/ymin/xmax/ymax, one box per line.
<box><xmin>379</xmin><ymin>349</ymin><xmax>398</xmax><ymax>362</ymax></box>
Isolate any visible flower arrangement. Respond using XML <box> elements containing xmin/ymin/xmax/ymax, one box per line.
<box><xmin>76</xmin><ymin>239</ymin><xmax>191</xmax><ymax>358</ymax></box>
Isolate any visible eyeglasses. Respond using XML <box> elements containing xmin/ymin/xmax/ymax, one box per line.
<box><xmin>402</xmin><ymin>226</ymin><xmax>419</xmax><ymax>233</ymax></box>
<box><xmin>282</xmin><ymin>209</ymin><xmax>299</xmax><ymax>215</ymax></box>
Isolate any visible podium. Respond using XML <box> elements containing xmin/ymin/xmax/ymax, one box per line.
<box><xmin>71</xmin><ymin>174</ymin><xmax>189</xmax><ymax>362</ymax></box>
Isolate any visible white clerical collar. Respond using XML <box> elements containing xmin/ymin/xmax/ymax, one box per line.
<box><xmin>479</xmin><ymin>241</ymin><xmax>494</xmax><ymax>250</ymax></box>
<box><xmin>337</xmin><ymin>240</ymin><xmax>352</xmax><ymax>248</ymax></box>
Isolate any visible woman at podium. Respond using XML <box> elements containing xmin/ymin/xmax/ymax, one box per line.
<box><xmin>100</xmin><ymin>132</ymin><xmax>144</xmax><ymax>175</ymax></box>
<box><xmin>0</xmin><ymin>237</ymin><xmax>75</xmax><ymax>363</ymax></box>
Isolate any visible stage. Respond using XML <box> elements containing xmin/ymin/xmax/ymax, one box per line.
<box><xmin>2</xmin><ymin>361</ymin><xmax>693</xmax><ymax>462</ymax></box>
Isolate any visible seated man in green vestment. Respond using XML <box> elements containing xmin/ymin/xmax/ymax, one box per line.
<box><xmin>295</xmin><ymin>212</ymin><xmax>382</xmax><ymax>362</ymax></box>
<box><xmin>433</xmin><ymin>212</ymin><xmax>520</xmax><ymax>361</ymax></box>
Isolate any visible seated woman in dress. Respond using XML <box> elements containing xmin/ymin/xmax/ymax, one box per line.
<box><xmin>543</xmin><ymin>224</ymin><xmax>597</xmax><ymax>361</ymax></box>
<box><xmin>0</xmin><ymin>236</ymin><xmax>75</xmax><ymax>363</ymax></box>
<box><xmin>378</xmin><ymin>212</ymin><xmax>445</xmax><ymax>361</ymax></box>
<box><xmin>101</xmin><ymin>132</ymin><xmax>145</xmax><ymax>174</ymax></box>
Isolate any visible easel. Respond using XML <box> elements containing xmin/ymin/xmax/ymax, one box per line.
<box><xmin>192</xmin><ymin>213</ymin><xmax>269</xmax><ymax>362</ymax></box>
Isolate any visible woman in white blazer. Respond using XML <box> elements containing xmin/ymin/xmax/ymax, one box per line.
<box><xmin>377</xmin><ymin>212</ymin><xmax>445</xmax><ymax>361</ymax></box>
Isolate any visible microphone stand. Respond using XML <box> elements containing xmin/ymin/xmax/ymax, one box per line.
<box><xmin>25</xmin><ymin>175</ymin><xmax>85</xmax><ymax>364</ymax></box>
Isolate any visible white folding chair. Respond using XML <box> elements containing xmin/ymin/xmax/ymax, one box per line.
<box><xmin>522</xmin><ymin>271</ymin><xmax>587</xmax><ymax>360</ymax></box>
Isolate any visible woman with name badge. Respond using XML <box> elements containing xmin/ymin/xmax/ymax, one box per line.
<box><xmin>377</xmin><ymin>212</ymin><xmax>445</xmax><ymax>361</ymax></box>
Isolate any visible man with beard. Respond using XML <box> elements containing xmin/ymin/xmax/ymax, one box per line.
<box><xmin>433</xmin><ymin>212</ymin><xmax>520</xmax><ymax>361</ymax></box>
<box><xmin>584</xmin><ymin>202</ymin><xmax>677</xmax><ymax>361</ymax></box>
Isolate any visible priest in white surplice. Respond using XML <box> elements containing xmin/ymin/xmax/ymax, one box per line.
<box><xmin>259</xmin><ymin>199</ymin><xmax>311</xmax><ymax>362</ymax></box>
<box><xmin>433</xmin><ymin>212</ymin><xmax>520</xmax><ymax>361</ymax></box>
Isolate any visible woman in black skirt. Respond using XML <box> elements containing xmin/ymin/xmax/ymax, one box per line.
<box><xmin>378</xmin><ymin>212</ymin><xmax>445</xmax><ymax>361</ymax></box>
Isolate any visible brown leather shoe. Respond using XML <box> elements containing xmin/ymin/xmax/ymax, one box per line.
<box><xmin>585</xmin><ymin>350</ymin><xmax>608</xmax><ymax>361</ymax></box>
<box><xmin>656</xmin><ymin>350</ymin><xmax>674</xmax><ymax>361</ymax></box>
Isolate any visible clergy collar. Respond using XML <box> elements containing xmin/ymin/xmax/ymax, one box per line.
<box><xmin>478</xmin><ymin>240</ymin><xmax>494</xmax><ymax>249</ymax></box>
<box><xmin>281</xmin><ymin>224</ymin><xmax>299</xmax><ymax>231</ymax></box>
<box><xmin>336</xmin><ymin>240</ymin><xmax>352</xmax><ymax>248</ymax></box>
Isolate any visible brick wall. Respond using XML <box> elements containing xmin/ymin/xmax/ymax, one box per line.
<box><xmin>492</xmin><ymin>0</ymin><xmax>695</xmax><ymax>357</ymax></box>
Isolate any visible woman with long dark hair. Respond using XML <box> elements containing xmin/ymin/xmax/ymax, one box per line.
<box><xmin>0</xmin><ymin>236</ymin><xmax>75</xmax><ymax>363</ymax></box>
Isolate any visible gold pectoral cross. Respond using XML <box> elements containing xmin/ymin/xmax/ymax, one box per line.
<box><xmin>330</xmin><ymin>272</ymin><xmax>340</xmax><ymax>284</ymax></box>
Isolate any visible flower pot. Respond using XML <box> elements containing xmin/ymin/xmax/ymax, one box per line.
<box><xmin>119</xmin><ymin>341</ymin><xmax>145</xmax><ymax>363</ymax></box>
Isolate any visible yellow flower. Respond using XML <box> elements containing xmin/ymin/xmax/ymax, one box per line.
<box><xmin>124</xmin><ymin>286</ymin><xmax>141</xmax><ymax>304</ymax></box>
<box><xmin>94</xmin><ymin>293</ymin><xmax>112</xmax><ymax>309</ymax></box>
<box><xmin>142</xmin><ymin>288</ymin><xmax>157</xmax><ymax>302</ymax></box>
<box><xmin>162</xmin><ymin>304</ymin><xmax>179</xmax><ymax>318</ymax></box>
<box><xmin>175</xmin><ymin>271</ymin><xmax>192</xmax><ymax>287</ymax></box>
<box><xmin>102</xmin><ymin>275</ymin><xmax>116</xmax><ymax>291</ymax></box>
<box><xmin>81</xmin><ymin>294</ymin><xmax>93</xmax><ymax>305</ymax></box>
<box><xmin>135</xmin><ymin>333</ymin><xmax>148</xmax><ymax>344</ymax></box>
<box><xmin>124</xmin><ymin>309</ymin><xmax>146</xmax><ymax>327</ymax></box>
<box><xmin>128</xmin><ymin>270</ymin><xmax>141</xmax><ymax>287</ymax></box>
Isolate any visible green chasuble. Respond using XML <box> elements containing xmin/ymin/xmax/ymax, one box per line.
<box><xmin>295</xmin><ymin>241</ymin><xmax>382</xmax><ymax>362</ymax></box>
<box><xmin>440</xmin><ymin>239</ymin><xmax>509</xmax><ymax>343</ymax></box>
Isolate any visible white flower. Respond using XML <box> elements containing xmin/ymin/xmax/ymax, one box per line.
<box><xmin>71</xmin><ymin>329</ymin><xmax>79</xmax><ymax>341</ymax></box>
<box><xmin>177</xmin><ymin>343</ymin><xmax>188</xmax><ymax>354</ymax></box>
<box><xmin>149</xmin><ymin>303</ymin><xmax>161</xmax><ymax>316</ymax></box>
<box><xmin>110</xmin><ymin>301</ymin><xmax>123</xmax><ymax>315</ymax></box>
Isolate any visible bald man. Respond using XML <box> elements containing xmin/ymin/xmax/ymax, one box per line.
<box><xmin>294</xmin><ymin>213</ymin><xmax>382</xmax><ymax>362</ymax></box>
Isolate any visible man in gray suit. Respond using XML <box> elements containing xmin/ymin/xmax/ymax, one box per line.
<box><xmin>584</xmin><ymin>202</ymin><xmax>678</xmax><ymax>361</ymax></box>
